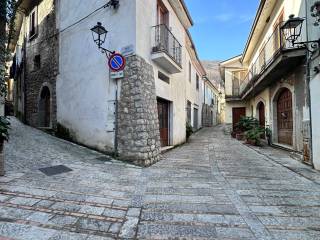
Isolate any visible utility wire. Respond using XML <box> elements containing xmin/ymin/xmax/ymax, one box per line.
<box><xmin>19</xmin><ymin>3</ymin><xmax>108</xmax><ymax>49</ymax></box>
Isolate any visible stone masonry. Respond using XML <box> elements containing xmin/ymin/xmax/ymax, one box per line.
<box><xmin>22</xmin><ymin>1</ymin><xmax>58</xmax><ymax>128</ymax></box>
<box><xmin>117</xmin><ymin>55</ymin><xmax>161</xmax><ymax>166</ymax></box>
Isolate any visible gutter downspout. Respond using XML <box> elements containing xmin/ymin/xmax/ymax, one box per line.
<box><xmin>305</xmin><ymin>0</ymin><xmax>314</xmax><ymax>166</ymax></box>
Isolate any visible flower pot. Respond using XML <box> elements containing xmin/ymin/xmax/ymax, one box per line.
<box><xmin>236</xmin><ymin>133</ymin><xmax>245</xmax><ymax>141</ymax></box>
<box><xmin>246</xmin><ymin>139</ymin><xmax>257</xmax><ymax>146</ymax></box>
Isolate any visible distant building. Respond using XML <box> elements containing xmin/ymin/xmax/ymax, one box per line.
<box><xmin>202</xmin><ymin>61</ymin><xmax>225</xmax><ymax>126</ymax></box>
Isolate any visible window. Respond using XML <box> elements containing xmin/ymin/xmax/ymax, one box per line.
<box><xmin>189</xmin><ymin>62</ymin><xmax>191</xmax><ymax>82</ymax></box>
<box><xmin>29</xmin><ymin>7</ymin><xmax>38</xmax><ymax>39</ymax></box>
<box><xmin>211</xmin><ymin>95</ymin><xmax>215</xmax><ymax>105</ymax></box>
<box><xmin>196</xmin><ymin>74</ymin><xmax>199</xmax><ymax>90</ymax></box>
<box><xmin>259</xmin><ymin>44</ymin><xmax>266</xmax><ymax>70</ymax></box>
<box><xmin>232</xmin><ymin>72</ymin><xmax>240</xmax><ymax>96</ymax></box>
<box><xmin>157</xmin><ymin>0</ymin><xmax>169</xmax><ymax>26</ymax></box>
<box><xmin>158</xmin><ymin>71</ymin><xmax>170</xmax><ymax>84</ymax></box>
<box><xmin>33</xmin><ymin>55</ymin><xmax>41</xmax><ymax>70</ymax></box>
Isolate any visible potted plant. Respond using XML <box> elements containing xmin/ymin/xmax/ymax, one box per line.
<box><xmin>265</xmin><ymin>127</ymin><xmax>272</xmax><ymax>146</ymax></box>
<box><xmin>245</xmin><ymin>127</ymin><xmax>265</xmax><ymax>146</ymax></box>
<box><xmin>186</xmin><ymin>122</ymin><xmax>193</xmax><ymax>140</ymax></box>
<box><xmin>0</xmin><ymin>116</ymin><xmax>10</xmax><ymax>176</ymax></box>
<box><xmin>235</xmin><ymin>116</ymin><xmax>259</xmax><ymax>141</ymax></box>
<box><xmin>236</xmin><ymin>116</ymin><xmax>259</xmax><ymax>132</ymax></box>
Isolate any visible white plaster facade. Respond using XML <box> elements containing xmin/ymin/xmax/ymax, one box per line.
<box><xmin>307</xmin><ymin>0</ymin><xmax>320</xmax><ymax>169</ymax></box>
<box><xmin>55</xmin><ymin>0</ymin><xmax>203</xmax><ymax>151</ymax></box>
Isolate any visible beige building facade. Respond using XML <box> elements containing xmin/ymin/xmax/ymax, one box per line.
<box><xmin>221</xmin><ymin>0</ymin><xmax>315</xmax><ymax>166</ymax></box>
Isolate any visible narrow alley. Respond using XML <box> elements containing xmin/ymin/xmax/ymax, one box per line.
<box><xmin>0</xmin><ymin>118</ymin><xmax>320</xmax><ymax>239</ymax></box>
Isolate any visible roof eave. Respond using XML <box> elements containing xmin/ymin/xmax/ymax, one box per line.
<box><xmin>241</xmin><ymin>0</ymin><xmax>267</xmax><ymax>63</ymax></box>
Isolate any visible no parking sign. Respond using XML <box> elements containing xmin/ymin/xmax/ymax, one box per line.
<box><xmin>108</xmin><ymin>53</ymin><xmax>126</xmax><ymax>72</ymax></box>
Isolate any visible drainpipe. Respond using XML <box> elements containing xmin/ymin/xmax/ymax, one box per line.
<box><xmin>114</xmin><ymin>78</ymin><xmax>119</xmax><ymax>157</ymax></box>
<box><xmin>305</xmin><ymin>0</ymin><xmax>314</xmax><ymax>166</ymax></box>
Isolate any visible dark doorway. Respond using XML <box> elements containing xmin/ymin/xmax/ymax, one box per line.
<box><xmin>258</xmin><ymin>102</ymin><xmax>265</xmax><ymax>128</ymax></box>
<box><xmin>38</xmin><ymin>86</ymin><xmax>51</xmax><ymax>128</ymax></box>
<box><xmin>277</xmin><ymin>88</ymin><xmax>293</xmax><ymax>146</ymax></box>
<box><xmin>193</xmin><ymin>108</ymin><xmax>198</xmax><ymax>130</ymax></box>
<box><xmin>157</xmin><ymin>99</ymin><xmax>169</xmax><ymax>147</ymax></box>
<box><xmin>232</xmin><ymin>107</ymin><xmax>246</xmax><ymax>131</ymax></box>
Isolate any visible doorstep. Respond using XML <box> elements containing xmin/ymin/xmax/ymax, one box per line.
<box><xmin>161</xmin><ymin>146</ymin><xmax>174</xmax><ymax>153</ymax></box>
<box><xmin>272</xmin><ymin>143</ymin><xmax>304</xmax><ymax>162</ymax></box>
<box><xmin>272</xmin><ymin>143</ymin><xmax>294</xmax><ymax>151</ymax></box>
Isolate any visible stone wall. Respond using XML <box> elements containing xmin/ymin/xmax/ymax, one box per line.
<box><xmin>117</xmin><ymin>55</ymin><xmax>161</xmax><ymax>166</ymax></box>
<box><xmin>24</xmin><ymin>3</ymin><xmax>58</xmax><ymax>128</ymax></box>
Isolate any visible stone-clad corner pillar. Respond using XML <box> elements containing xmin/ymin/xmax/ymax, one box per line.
<box><xmin>117</xmin><ymin>55</ymin><xmax>161</xmax><ymax>166</ymax></box>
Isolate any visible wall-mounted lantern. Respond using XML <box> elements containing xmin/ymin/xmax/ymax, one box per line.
<box><xmin>281</xmin><ymin>15</ymin><xmax>304</xmax><ymax>45</ymax></box>
<box><xmin>281</xmin><ymin>14</ymin><xmax>320</xmax><ymax>52</ymax></box>
<box><xmin>91</xmin><ymin>22</ymin><xmax>108</xmax><ymax>50</ymax></box>
<box><xmin>90</xmin><ymin>22</ymin><xmax>115</xmax><ymax>58</ymax></box>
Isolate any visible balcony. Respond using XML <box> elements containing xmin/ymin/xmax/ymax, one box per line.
<box><xmin>226</xmin><ymin>76</ymin><xmax>242</xmax><ymax>101</ymax></box>
<box><xmin>151</xmin><ymin>24</ymin><xmax>182</xmax><ymax>74</ymax></box>
<box><xmin>240</xmin><ymin>22</ymin><xmax>306</xmax><ymax>99</ymax></box>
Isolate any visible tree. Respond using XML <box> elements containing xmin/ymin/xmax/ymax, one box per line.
<box><xmin>0</xmin><ymin>0</ymin><xmax>15</xmax><ymax>176</ymax></box>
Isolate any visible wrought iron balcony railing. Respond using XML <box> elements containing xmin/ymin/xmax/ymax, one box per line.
<box><xmin>239</xmin><ymin>22</ymin><xmax>304</xmax><ymax>96</ymax></box>
<box><xmin>152</xmin><ymin>24</ymin><xmax>182</xmax><ymax>66</ymax></box>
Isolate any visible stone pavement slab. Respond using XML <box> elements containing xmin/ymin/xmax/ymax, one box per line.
<box><xmin>0</xmin><ymin>118</ymin><xmax>320</xmax><ymax>239</ymax></box>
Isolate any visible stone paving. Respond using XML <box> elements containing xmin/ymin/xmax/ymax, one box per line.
<box><xmin>0</xmin><ymin>118</ymin><xmax>320</xmax><ymax>239</ymax></box>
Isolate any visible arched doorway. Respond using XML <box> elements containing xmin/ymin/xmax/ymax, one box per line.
<box><xmin>38</xmin><ymin>86</ymin><xmax>51</xmax><ymax>128</ymax></box>
<box><xmin>257</xmin><ymin>102</ymin><xmax>265</xmax><ymax>128</ymax></box>
<box><xmin>277</xmin><ymin>88</ymin><xmax>293</xmax><ymax>146</ymax></box>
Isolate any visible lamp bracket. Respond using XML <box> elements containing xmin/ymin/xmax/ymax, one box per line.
<box><xmin>292</xmin><ymin>39</ymin><xmax>320</xmax><ymax>53</ymax></box>
<box><xmin>99</xmin><ymin>47</ymin><xmax>115</xmax><ymax>59</ymax></box>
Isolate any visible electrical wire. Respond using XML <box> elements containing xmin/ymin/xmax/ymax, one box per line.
<box><xmin>20</xmin><ymin>3</ymin><xmax>109</xmax><ymax>49</ymax></box>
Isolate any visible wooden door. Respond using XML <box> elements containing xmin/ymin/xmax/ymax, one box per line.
<box><xmin>232</xmin><ymin>107</ymin><xmax>246</xmax><ymax>131</ymax></box>
<box><xmin>277</xmin><ymin>89</ymin><xmax>293</xmax><ymax>145</ymax></box>
<box><xmin>157</xmin><ymin>99</ymin><xmax>169</xmax><ymax>147</ymax></box>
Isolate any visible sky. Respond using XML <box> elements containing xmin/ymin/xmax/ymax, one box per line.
<box><xmin>184</xmin><ymin>0</ymin><xmax>260</xmax><ymax>61</ymax></box>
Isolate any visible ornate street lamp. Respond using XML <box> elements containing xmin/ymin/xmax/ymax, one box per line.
<box><xmin>91</xmin><ymin>22</ymin><xmax>108</xmax><ymax>49</ymax></box>
<box><xmin>90</xmin><ymin>22</ymin><xmax>115</xmax><ymax>57</ymax></box>
<box><xmin>280</xmin><ymin>15</ymin><xmax>320</xmax><ymax>52</ymax></box>
<box><xmin>281</xmin><ymin>15</ymin><xmax>304</xmax><ymax>45</ymax></box>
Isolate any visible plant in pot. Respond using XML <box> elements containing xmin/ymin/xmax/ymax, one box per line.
<box><xmin>235</xmin><ymin>116</ymin><xmax>259</xmax><ymax>141</ymax></box>
<box><xmin>0</xmin><ymin>116</ymin><xmax>10</xmax><ymax>176</ymax></box>
<box><xmin>265</xmin><ymin>127</ymin><xmax>272</xmax><ymax>146</ymax></box>
<box><xmin>245</xmin><ymin>127</ymin><xmax>265</xmax><ymax>146</ymax></box>
<box><xmin>186</xmin><ymin>122</ymin><xmax>193</xmax><ymax>140</ymax></box>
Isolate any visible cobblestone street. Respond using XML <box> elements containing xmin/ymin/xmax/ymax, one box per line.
<box><xmin>1</xmin><ymin>118</ymin><xmax>320</xmax><ymax>239</ymax></box>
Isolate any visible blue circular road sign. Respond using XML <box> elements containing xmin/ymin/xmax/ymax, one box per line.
<box><xmin>108</xmin><ymin>53</ymin><xmax>126</xmax><ymax>72</ymax></box>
